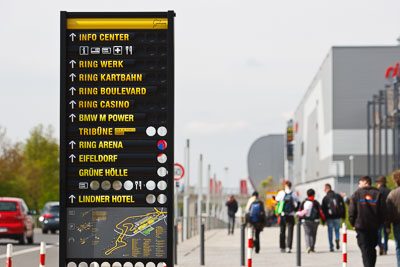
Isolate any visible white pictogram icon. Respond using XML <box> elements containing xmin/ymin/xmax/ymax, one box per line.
<box><xmin>69</xmin><ymin>87</ymin><xmax>76</xmax><ymax>95</ymax></box>
<box><xmin>102</xmin><ymin>47</ymin><xmax>112</xmax><ymax>54</ymax></box>
<box><xmin>69</xmin><ymin>73</ymin><xmax>76</xmax><ymax>82</ymax></box>
<box><xmin>125</xmin><ymin>46</ymin><xmax>133</xmax><ymax>55</ymax></box>
<box><xmin>69</xmin><ymin>140</ymin><xmax>76</xmax><ymax>149</ymax></box>
<box><xmin>113</xmin><ymin>46</ymin><xmax>123</xmax><ymax>55</ymax></box>
<box><xmin>79</xmin><ymin>46</ymin><xmax>89</xmax><ymax>55</ymax></box>
<box><xmin>91</xmin><ymin>47</ymin><xmax>100</xmax><ymax>54</ymax></box>
<box><xmin>69</xmin><ymin>33</ymin><xmax>76</xmax><ymax>42</ymax></box>
<box><xmin>69</xmin><ymin>60</ymin><xmax>76</xmax><ymax>69</ymax></box>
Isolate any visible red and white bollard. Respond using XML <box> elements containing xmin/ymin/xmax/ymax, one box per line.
<box><xmin>342</xmin><ymin>223</ymin><xmax>347</xmax><ymax>267</ymax></box>
<box><xmin>39</xmin><ymin>242</ymin><xmax>46</xmax><ymax>267</ymax></box>
<box><xmin>247</xmin><ymin>227</ymin><xmax>253</xmax><ymax>267</ymax></box>
<box><xmin>6</xmin><ymin>244</ymin><xmax>13</xmax><ymax>267</ymax></box>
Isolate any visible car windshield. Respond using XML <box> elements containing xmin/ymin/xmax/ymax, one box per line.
<box><xmin>0</xmin><ymin>202</ymin><xmax>17</xmax><ymax>212</ymax></box>
<box><xmin>49</xmin><ymin>205</ymin><xmax>59</xmax><ymax>213</ymax></box>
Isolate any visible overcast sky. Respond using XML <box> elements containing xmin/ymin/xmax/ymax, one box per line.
<box><xmin>1</xmin><ymin>0</ymin><xmax>399</xmax><ymax>190</ymax></box>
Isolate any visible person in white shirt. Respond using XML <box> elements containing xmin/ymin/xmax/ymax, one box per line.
<box><xmin>275</xmin><ymin>180</ymin><xmax>301</xmax><ymax>253</ymax></box>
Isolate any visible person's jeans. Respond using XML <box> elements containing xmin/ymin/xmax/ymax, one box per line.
<box><xmin>393</xmin><ymin>224</ymin><xmax>400</xmax><ymax>267</ymax></box>
<box><xmin>228</xmin><ymin>216</ymin><xmax>235</xmax><ymax>234</ymax></box>
<box><xmin>327</xmin><ymin>218</ymin><xmax>341</xmax><ymax>250</ymax></box>
<box><xmin>378</xmin><ymin>223</ymin><xmax>389</xmax><ymax>252</ymax></box>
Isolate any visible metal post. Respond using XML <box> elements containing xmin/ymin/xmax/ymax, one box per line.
<box><xmin>367</xmin><ymin>101</ymin><xmax>371</xmax><ymax>177</ymax></box>
<box><xmin>379</xmin><ymin>91</ymin><xmax>384</xmax><ymax>177</ymax></box>
<box><xmin>296</xmin><ymin>219</ymin><xmax>301</xmax><ymax>266</ymax></box>
<box><xmin>241</xmin><ymin>224</ymin><xmax>245</xmax><ymax>266</ymax></box>
<box><xmin>183</xmin><ymin>139</ymin><xmax>190</xmax><ymax>240</ymax></box>
<box><xmin>174</xmin><ymin>225</ymin><xmax>178</xmax><ymax>265</ymax></box>
<box><xmin>206</xmin><ymin>164</ymin><xmax>211</xmax><ymax>228</ymax></box>
<box><xmin>198</xmin><ymin>154</ymin><xmax>203</xmax><ymax>234</ymax></box>
<box><xmin>200</xmin><ymin>224</ymin><xmax>205</xmax><ymax>265</ymax></box>
<box><xmin>384</xmin><ymin>87</ymin><xmax>389</xmax><ymax>174</ymax></box>
<box><xmin>395</xmin><ymin>79</ymin><xmax>400</xmax><ymax>170</ymax></box>
<box><xmin>373</xmin><ymin>96</ymin><xmax>377</xmax><ymax>180</ymax></box>
<box><xmin>349</xmin><ymin>155</ymin><xmax>354</xmax><ymax>194</ymax></box>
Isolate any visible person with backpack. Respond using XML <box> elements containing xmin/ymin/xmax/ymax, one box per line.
<box><xmin>226</xmin><ymin>195</ymin><xmax>239</xmax><ymax>235</ymax></box>
<box><xmin>245</xmin><ymin>191</ymin><xmax>266</xmax><ymax>253</ymax></box>
<box><xmin>275</xmin><ymin>180</ymin><xmax>301</xmax><ymax>253</ymax></box>
<box><xmin>376</xmin><ymin>176</ymin><xmax>391</xmax><ymax>255</ymax></box>
<box><xmin>321</xmin><ymin>183</ymin><xmax>346</xmax><ymax>252</ymax></box>
<box><xmin>385</xmin><ymin>170</ymin><xmax>400</xmax><ymax>267</ymax></box>
<box><xmin>349</xmin><ymin>176</ymin><xmax>385</xmax><ymax>267</ymax></box>
<box><xmin>296</xmin><ymin>189</ymin><xmax>326</xmax><ymax>253</ymax></box>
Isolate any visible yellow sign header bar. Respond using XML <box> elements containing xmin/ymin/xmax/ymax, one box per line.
<box><xmin>67</xmin><ymin>18</ymin><xmax>168</xmax><ymax>30</ymax></box>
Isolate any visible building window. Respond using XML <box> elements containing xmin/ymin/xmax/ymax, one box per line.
<box><xmin>301</xmin><ymin>142</ymin><xmax>304</xmax><ymax>156</ymax></box>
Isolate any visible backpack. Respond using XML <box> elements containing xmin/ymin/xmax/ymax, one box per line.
<box><xmin>283</xmin><ymin>192</ymin><xmax>296</xmax><ymax>214</ymax></box>
<box><xmin>326</xmin><ymin>193</ymin><xmax>344</xmax><ymax>218</ymax></box>
<box><xmin>301</xmin><ymin>200</ymin><xmax>319</xmax><ymax>220</ymax></box>
<box><xmin>249</xmin><ymin>201</ymin><xmax>265</xmax><ymax>223</ymax></box>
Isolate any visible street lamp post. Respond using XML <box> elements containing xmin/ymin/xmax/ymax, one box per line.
<box><xmin>349</xmin><ymin>155</ymin><xmax>354</xmax><ymax>194</ymax></box>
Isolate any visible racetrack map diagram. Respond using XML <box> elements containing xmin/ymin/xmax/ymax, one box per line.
<box><xmin>66</xmin><ymin>207</ymin><xmax>168</xmax><ymax>259</ymax></box>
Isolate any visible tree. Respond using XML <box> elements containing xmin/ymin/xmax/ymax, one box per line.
<box><xmin>0</xmin><ymin>127</ymin><xmax>25</xmax><ymax>198</ymax></box>
<box><xmin>21</xmin><ymin>125</ymin><xmax>59</xmax><ymax>211</ymax></box>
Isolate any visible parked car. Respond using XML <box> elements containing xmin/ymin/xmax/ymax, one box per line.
<box><xmin>0</xmin><ymin>197</ymin><xmax>35</xmax><ymax>244</ymax></box>
<box><xmin>39</xmin><ymin>201</ymin><xmax>59</xmax><ymax>234</ymax></box>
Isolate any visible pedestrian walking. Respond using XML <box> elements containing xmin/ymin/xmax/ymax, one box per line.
<box><xmin>245</xmin><ymin>191</ymin><xmax>266</xmax><ymax>253</ymax></box>
<box><xmin>376</xmin><ymin>176</ymin><xmax>391</xmax><ymax>255</ymax></box>
<box><xmin>349</xmin><ymin>176</ymin><xmax>385</xmax><ymax>267</ymax></box>
<box><xmin>321</xmin><ymin>183</ymin><xmax>346</xmax><ymax>252</ymax></box>
<box><xmin>296</xmin><ymin>189</ymin><xmax>326</xmax><ymax>253</ymax></box>
<box><xmin>226</xmin><ymin>195</ymin><xmax>238</xmax><ymax>235</ymax></box>
<box><xmin>275</xmin><ymin>180</ymin><xmax>301</xmax><ymax>253</ymax></box>
<box><xmin>385</xmin><ymin>170</ymin><xmax>400</xmax><ymax>267</ymax></box>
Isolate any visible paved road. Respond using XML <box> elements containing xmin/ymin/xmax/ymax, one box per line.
<box><xmin>0</xmin><ymin>229</ymin><xmax>59</xmax><ymax>266</ymax></box>
<box><xmin>177</xmin><ymin>225</ymin><xmax>398</xmax><ymax>267</ymax></box>
<box><xmin>0</xmin><ymin>226</ymin><xmax>398</xmax><ymax>267</ymax></box>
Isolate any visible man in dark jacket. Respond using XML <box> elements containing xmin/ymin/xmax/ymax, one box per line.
<box><xmin>376</xmin><ymin>176</ymin><xmax>391</xmax><ymax>255</ymax></box>
<box><xmin>226</xmin><ymin>195</ymin><xmax>238</xmax><ymax>235</ymax></box>
<box><xmin>349</xmin><ymin>176</ymin><xmax>385</xmax><ymax>267</ymax></box>
<box><xmin>322</xmin><ymin>183</ymin><xmax>346</xmax><ymax>251</ymax></box>
<box><xmin>385</xmin><ymin>170</ymin><xmax>400</xmax><ymax>267</ymax></box>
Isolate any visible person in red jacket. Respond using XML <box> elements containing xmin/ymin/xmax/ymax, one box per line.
<box><xmin>349</xmin><ymin>176</ymin><xmax>385</xmax><ymax>267</ymax></box>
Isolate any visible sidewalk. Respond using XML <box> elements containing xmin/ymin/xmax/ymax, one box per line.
<box><xmin>176</xmin><ymin>225</ymin><xmax>397</xmax><ymax>267</ymax></box>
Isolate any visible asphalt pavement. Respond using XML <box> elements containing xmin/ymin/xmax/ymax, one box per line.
<box><xmin>0</xmin><ymin>229</ymin><xmax>59</xmax><ymax>266</ymax></box>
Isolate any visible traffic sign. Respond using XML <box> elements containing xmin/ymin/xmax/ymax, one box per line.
<box><xmin>174</xmin><ymin>163</ymin><xmax>185</xmax><ymax>181</ymax></box>
<box><xmin>60</xmin><ymin>11</ymin><xmax>175</xmax><ymax>267</ymax></box>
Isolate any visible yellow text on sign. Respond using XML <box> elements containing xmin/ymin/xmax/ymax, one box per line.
<box><xmin>78</xmin><ymin>195</ymin><xmax>135</xmax><ymax>203</ymax></box>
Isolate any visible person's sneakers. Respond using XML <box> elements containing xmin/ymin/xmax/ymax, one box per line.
<box><xmin>287</xmin><ymin>249</ymin><xmax>291</xmax><ymax>253</ymax></box>
<box><xmin>335</xmin><ymin>240</ymin><xmax>340</xmax><ymax>250</ymax></box>
<box><xmin>330</xmin><ymin>248</ymin><xmax>334</xmax><ymax>252</ymax></box>
<box><xmin>379</xmin><ymin>245</ymin><xmax>383</xmax><ymax>255</ymax></box>
<box><xmin>383</xmin><ymin>251</ymin><xmax>388</xmax><ymax>255</ymax></box>
<box><xmin>280</xmin><ymin>248</ymin><xmax>286</xmax><ymax>253</ymax></box>
<box><xmin>306</xmin><ymin>247</ymin><xmax>311</xmax><ymax>254</ymax></box>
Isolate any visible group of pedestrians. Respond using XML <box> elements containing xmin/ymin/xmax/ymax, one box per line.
<box><xmin>229</xmin><ymin>170</ymin><xmax>400</xmax><ymax>267</ymax></box>
<box><xmin>275</xmin><ymin>181</ymin><xmax>345</xmax><ymax>254</ymax></box>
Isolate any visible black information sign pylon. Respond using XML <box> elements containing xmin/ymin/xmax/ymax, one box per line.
<box><xmin>60</xmin><ymin>11</ymin><xmax>175</xmax><ymax>267</ymax></box>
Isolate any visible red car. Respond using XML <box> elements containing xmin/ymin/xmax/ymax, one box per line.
<box><xmin>0</xmin><ymin>197</ymin><xmax>34</xmax><ymax>244</ymax></box>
